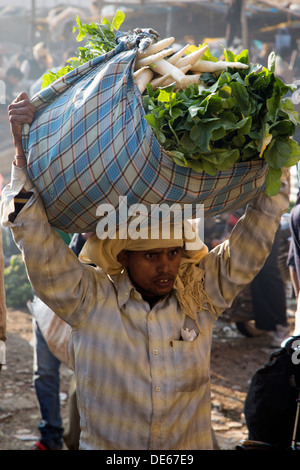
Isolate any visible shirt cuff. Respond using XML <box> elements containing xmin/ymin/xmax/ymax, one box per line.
<box><xmin>0</xmin><ymin>340</ymin><xmax>6</xmax><ymax>365</ymax></box>
<box><xmin>0</xmin><ymin>163</ymin><xmax>35</xmax><ymax>228</ymax></box>
<box><xmin>11</xmin><ymin>162</ymin><xmax>35</xmax><ymax>192</ymax></box>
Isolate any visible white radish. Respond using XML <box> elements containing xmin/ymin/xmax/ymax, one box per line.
<box><xmin>191</xmin><ymin>60</ymin><xmax>249</xmax><ymax>72</ymax></box>
<box><xmin>149</xmin><ymin>65</ymin><xmax>190</xmax><ymax>90</ymax></box>
<box><xmin>135</xmin><ymin>47</ymin><xmax>176</xmax><ymax>69</ymax></box>
<box><xmin>177</xmin><ymin>73</ymin><xmax>201</xmax><ymax>85</ymax></box>
<box><xmin>150</xmin><ymin>73</ymin><xmax>171</xmax><ymax>89</ymax></box>
<box><xmin>173</xmin><ymin>76</ymin><xmax>204</xmax><ymax>91</ymax></box>
<box><xmin>175</xmin><ymin>45</ymin><xmax>209</xmax><ymax>69</ymax></box>
<box><xmin>176</xmin><ymin>65</ymin><xmax>190</xmax><ymax>74</ymax></box>
<box><xmin>134</xmin><ymin>68</ymin><xmax>154</xmax><ymax>94</ymax></box>
<box><xmin>136</xmin><ymin>37</ymin><xmax>175</xmax><ymax>59</ymax></box>
<box><xmin>155</xmin><ymin>76</ymin><xmax>177</xmax><ymax>89</ymax></box>
<box><xmin>133</xmin><ymin>66</ymin><xmax>150</xmax><ymax>78</ymax></box>
<box><xmin>167</xmin><ymin>44</ymin><xmax>190</xmax><ymax>65</ymax></box>
<box><xmin>149</xmin><ymin>59</ymin><xmax>188</xmax><ymax>87</ymax></box>
<box><xmin>153</xmin><ymin>74</ymin><xmax>201</xmax><ymax>91</ymax></box>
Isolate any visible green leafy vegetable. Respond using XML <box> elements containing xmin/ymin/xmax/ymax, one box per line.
<box><xmin>143</xmin><ymin>48</ymin><xmax>300</xmax><ymax>196</ymax></box>
<box><xmin>41</xmin><ymin>10</ymin><xmax>125</xmax><ymax>89</ymax></box>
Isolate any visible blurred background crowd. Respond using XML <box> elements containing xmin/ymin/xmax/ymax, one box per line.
<box><xmin>0</xmin><ymin>1</ymin><xmax>300</xmax><ymax>106</ymax></box>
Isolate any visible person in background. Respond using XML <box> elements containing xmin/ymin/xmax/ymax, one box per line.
<box><xmin>29</xmin><ymin>48</ymin><xmax>76</xmax><ymax>98</ymax></box>
<box><xmin>21</xmin><ymin>42</ymin><xmax>53</xmax><ymax>83</ymax></box>
<box><xmin>0</xmin><ymin>47</ymin><xmax>8</xmax><ymax>78</ymax></box>
<box><xmin>29</xmin><ymin>232</ymin><xmax>89</xmax><ymax>450</ymax></box>
<box><xmin>287</xmin><ymin>194</ymin><xmax>300</xmax><ymax>338</ymax></box>
<box><xmin>206</xmin><ymin>211</ymin><xmax>290</xmax><ymax>347</ymax></box>
<box><xmin>236</xmin><ymin>227</ymin><xmax>290</xmax><ymax>347</ymax></box>
<box><xmin>225</xmin><ymin>0</ymin><xmax>242</xmax><ymax>49</ymax></box>
<box><xmin>4</xmin><ymin>67</ymin><xmax>23</xmax><ymax>104</ymax></box>
<box><xmin>275</xmin><ymin>46</ymin><xmax>295</xmax><ymax>85</ymax></box>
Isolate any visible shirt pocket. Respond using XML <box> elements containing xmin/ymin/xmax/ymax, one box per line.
<box><xmin>170</xmin><ymin>334</ymin><xmax>209</xmax><ymax>392</ymax></box>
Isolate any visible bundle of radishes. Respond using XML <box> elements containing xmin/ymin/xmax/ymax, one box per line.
<box><xmin>42</xmin><ymin>10</ymin><xmax>248</xmax><ymax>95</ymax></box>
<box><xmin>133</xmin><ymin>36</ymin><xmax>248</xmax><ymax>93</ymax></box>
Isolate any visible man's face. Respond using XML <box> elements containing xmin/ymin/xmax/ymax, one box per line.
<box><xmin>117</xmin><ymin>246</ymin><xmax>182</xmax><ymax>301</ymax></box>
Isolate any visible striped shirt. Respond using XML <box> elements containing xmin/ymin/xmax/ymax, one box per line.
<box><xmin>1</xmin><ymin>164</ymin><xmax>289</xmax><ymax>449</ymax></box>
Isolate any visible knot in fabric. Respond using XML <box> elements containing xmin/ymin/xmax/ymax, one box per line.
<box><xmin>116</xmin><ymin>28</ymin><xmax>160</xmax><ymax>52</ymax></box>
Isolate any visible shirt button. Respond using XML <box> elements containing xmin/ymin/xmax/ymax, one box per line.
<box><xmin>153</xmin><ymin>349</ymin><xmax>158</xmax><ymax>355</ymax></box>
<box><xmin>155</xmin><ymin>386</ymin><xmax>160</xmax><ymax>393</ymax></box>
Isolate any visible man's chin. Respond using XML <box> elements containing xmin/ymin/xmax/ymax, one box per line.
<box><xmin>151</xmin><ymin>281</ymin><xmax>174</xmax><ymax>296</ymax></box>
<box><xmin>134</xmin><ymin>280</ymin><xmax>175</xmax><ymax>302</ymax></box>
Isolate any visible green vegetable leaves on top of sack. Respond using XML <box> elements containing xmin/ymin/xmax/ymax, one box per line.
<box><xmin>42</xmin><ymin>10</ymin><xmax>125</xmax><ymax>89</ymax></box>
<box><xmin>143</xmin><ymin>46</ymin><xmax>300</xmax><ymax>196</ymax></box>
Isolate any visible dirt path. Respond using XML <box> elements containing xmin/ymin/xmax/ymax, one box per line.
<box><xmin>0</xmin><ymin>303</ymin><xmax>296</xmax><ymax>451</ymax></box>
<box><xmin>0</xmin><ymin>308</ymin><xmax>73</xmax><ymax>450</ymax></box>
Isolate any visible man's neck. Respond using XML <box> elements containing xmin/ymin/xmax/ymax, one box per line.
<box><xmin>141</xmin><ymin>294</ymin><xmax>164</xmax><ymax>309</ymax></box>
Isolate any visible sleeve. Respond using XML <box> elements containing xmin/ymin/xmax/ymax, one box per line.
<box><xmin>200</xmin><ymin>176</ymin><xmax>290</xmax><ymax>318</ymax></box>
<box><xmin>0</xmin><ymin>229</ymin><xmax>6</xmax><ymax>365</ymax></box>
<box><xmin>0</xmin><ymin>164</ymin><xmax>99</xmax><ymax>328</ymax></box>
<box><xmin>0</xmin><ymin>229</ymin><xmax>6</xmax><ymax>342</ymax></box>
<box><xmin>288</xmin><ymin>202</ymin><xmax>300</xmax><ymax>281</ymax></box>
<box><xmin>293</xmin><ymin>294</ymin><xmax>300</xmax><ymax>336</ymax></box>
<box><xmin>287</xmin><ymin>241</ymin><xmax>295</xmax><ymax>270</ymax></box>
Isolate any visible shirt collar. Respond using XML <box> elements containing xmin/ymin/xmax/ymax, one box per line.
<box><xmin>112</xmin><ymin>269</ymin><xmax>175</xmax><ymax>310</ymax></box>
<box><xmin>112</xmin><ymin>269</ymin><xmax>138</xmax><ymax>310</ymax></box>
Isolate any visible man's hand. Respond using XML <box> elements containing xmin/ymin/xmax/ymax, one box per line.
<box><xmin>8</xmin><ymin>92</ymin><xmax>35</xmax><ymax>157</ymax></box>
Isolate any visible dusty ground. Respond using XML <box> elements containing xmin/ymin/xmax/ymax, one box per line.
<box><xmin>0</xmin><ymin>307</ymin><xmax>73</xmax><ymax>451</ymax></box>
<box><xmin>0</xmin><ymin>300</ymin><xmax>297</xmax><ymax>451</ymax></box>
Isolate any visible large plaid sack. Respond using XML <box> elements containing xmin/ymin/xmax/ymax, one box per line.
<box><xmin>22</xmin><ymin>30</ymin><xmax>268</xmax><ymax>233</ymax></box>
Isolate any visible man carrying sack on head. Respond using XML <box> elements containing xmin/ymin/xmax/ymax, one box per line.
<box><xmin>0</xmin><ymin>92</ymin><xmax>290</xmax><ymax>450</ymax></box>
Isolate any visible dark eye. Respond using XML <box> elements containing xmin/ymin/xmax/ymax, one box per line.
<box><xmin>169</xmin><ymin>249</ymin><xmax>178</xmax><ymax>256</ymax></box>
<box><xmin>145</xmin><ymin>252</ymin><xmax>157</xmax><ymax>260</ymax></box>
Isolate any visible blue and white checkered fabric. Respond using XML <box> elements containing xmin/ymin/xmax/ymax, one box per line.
<box><xmin>22</xmin><ymin>31</ymin><xmax>267</xmax><ymax>232</ymax></box>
